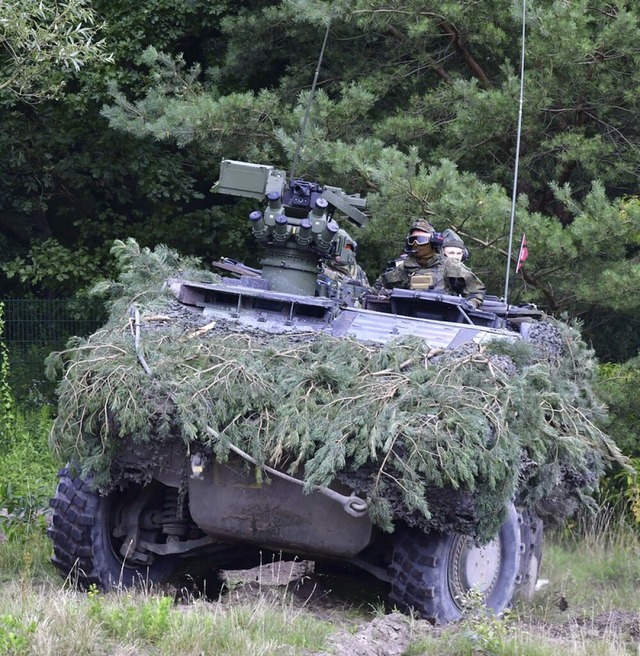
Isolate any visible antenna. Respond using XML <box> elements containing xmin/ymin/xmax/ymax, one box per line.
<box><xmin>503</xmin><ymin>0</ymin><xmax>527</xmax><ymax>304</ymax></box>
<box><xmin>290</xmin><ymin>6</ymin><xmax>335</xmax><ymax>179</ymax></box>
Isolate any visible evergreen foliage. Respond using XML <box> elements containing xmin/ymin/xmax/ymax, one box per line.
<box><xmin>1</xmin><ymin>0</ymin><xmax>637</xmax><ymax>523</ymax></box>
<box><xmin>47</xmin><ymin>240</ymin><xmax>625</xmax><ymax>541</ymax></box>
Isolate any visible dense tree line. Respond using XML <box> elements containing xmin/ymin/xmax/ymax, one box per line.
<box><xmin>1</xmin><ymin>2</ymin><xmax>639</xmax><ymax>423</ymax></box>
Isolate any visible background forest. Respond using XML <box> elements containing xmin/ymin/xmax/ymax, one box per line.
<box><xmin>1</xmin><ymin>1</ymin><xmax>640</xmax><ymax>473</ymax></box>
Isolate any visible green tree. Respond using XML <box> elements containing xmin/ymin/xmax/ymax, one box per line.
<box><xmin>197</xmin><ymin>0</ymin><xmax>640</xmax><ymax>213</ymax></box>
<box><xmin>2</xmin><ymin>0</ymin><xmax>640</xmax><ymax>362</ymax></box>
<box><xmin>0</xmin><ymin>0</ymin><xmax>112</xmax><ymax>101</ymax></box>
<box><xmin>598</xmin><ymin>359</ymin><xmax>640</xmax><ymax>457</ymax></box>
<box><xmin>97</xmin><ymin>1</ymin><xmax>640</xmax><ymax>359</ymax></box>
<box><xmin>0</xmin><ymin>1</ymin><xmax>245</xmax><ymax>297</ymax></box>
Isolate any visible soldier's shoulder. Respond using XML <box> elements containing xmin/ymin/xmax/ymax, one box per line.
<box><xmin>444</xmin><ymin>259</ymin><xmax>472</xmax><ymax>274</ymax></box>
<box><xmin>385</xmin><ymin>255</ymin><xmax>409</xmax><ymax>269</ymax></box>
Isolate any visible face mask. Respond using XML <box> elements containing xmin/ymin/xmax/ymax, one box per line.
<box><xmin>411</xmin><ymin>242</ymin><xmax>436</xmax><ymax>262</ymax></box>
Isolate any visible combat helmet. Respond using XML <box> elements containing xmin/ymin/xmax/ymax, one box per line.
<box><xmin>405</xmin><ymin>218</ymin><xmax>442</xmax><ymax>261</ymax></box>
<box><xmin>409</xmin><ymin>218</ymin><xmax>436</xmax><ymax>234</ymax></box>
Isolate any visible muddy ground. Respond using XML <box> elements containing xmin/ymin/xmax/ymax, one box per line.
<box><xmin>217</xmin><ymin>561</ymin><xmax>640</xmax><ymax>656</ymax></box>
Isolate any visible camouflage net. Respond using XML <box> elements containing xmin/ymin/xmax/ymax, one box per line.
<box><xmin>47</xmin><ymin>240</ymin><xmax>627</xmax><ymax>542</ymax></box>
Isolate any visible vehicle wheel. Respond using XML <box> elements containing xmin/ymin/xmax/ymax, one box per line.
<box><xmin>514</xmin><ymin>509</ymin><xmax>543</xmax><ymax>600</ymax></box>
<box><xmin>389</xmin><ymin>503</ymin><xmax>521</xmax><ymax>624</ymax></box>
<box><xmin>48</xmin><ymin>467</ymin><xmax>179</xmax><ymax>590</ymax></box>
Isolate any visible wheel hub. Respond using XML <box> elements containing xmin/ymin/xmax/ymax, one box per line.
<box><xmin>448</xmin><ymin>535</ymin><xmax>501</xmax><ymax>607</ymax></box>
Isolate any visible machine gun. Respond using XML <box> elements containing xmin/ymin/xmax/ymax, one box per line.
<box><xmin>212</xmin><ymin>159</ymin><xmax>368</xmax><ymax>295</ymax></box>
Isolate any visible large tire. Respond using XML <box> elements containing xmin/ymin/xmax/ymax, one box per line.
<box><xmin>48</xmin><ymin>467</ymin><xmax>179</xmax><ymax>590</ymax></box>
<box><xmin>514</xmin><ymin>509</ymin><xmax>543</xmax><ymax>601</ymax></box>
<box><xmin>389</xmin><ymin>503</ymin><xmax>521</xmax><ymax>624</ymax></box>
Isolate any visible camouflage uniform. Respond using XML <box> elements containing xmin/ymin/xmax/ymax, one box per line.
<box><xmin>322</xmin><ymin>260</ymin><xmax>370</xmax><ymax>287</ymax></box>
<box><xmin>376</xmin><ymin>219</ymin><xmax>486</xmax><ymax>308</ymax></box>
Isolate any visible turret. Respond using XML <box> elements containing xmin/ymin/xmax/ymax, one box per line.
<box><xmin>212</xmin><ymin>160</ymin><xmax>368</xmax><ymax>295</ymax></box>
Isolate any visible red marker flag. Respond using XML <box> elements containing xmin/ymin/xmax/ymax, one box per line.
<box><xmin>516</xmin><ymin>234</ymin><xmax>528</xmax><ymax>273</ymax></box>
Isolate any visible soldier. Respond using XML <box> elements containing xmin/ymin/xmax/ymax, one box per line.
<box><xmin>441</xmin><ymin>228</ymin><xmax>468</xmax><ymax>263</ymax></box>
<box><xmin>439</xmin><ymin>229</ymin><xmax>486</xmax><ymax>308</ymax></box>
<box><xmin>320</xmin><ymin>233</ymin><xmax>370</xmax><ymax>293</ymax></box>
<box><xmin>376</xmin><ymin>219</ymin><xmax>485</xmax><ymax>309</ymax></box>
<box><xmin>323</xmin><ymin>259</ymin><xmax>370</xmax><ymax>287</ymax></box>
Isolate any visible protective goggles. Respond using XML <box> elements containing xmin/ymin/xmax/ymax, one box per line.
<box><xmin>406</xmin><ymin>234</ymin><xmax>433</xmax><ymax>246</ymax></box>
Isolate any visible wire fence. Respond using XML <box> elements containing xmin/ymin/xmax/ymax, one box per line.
<box><xmin>1</xmin><ymin>298</ymin><xmax>107</xmax><ymax>404</ymax></box>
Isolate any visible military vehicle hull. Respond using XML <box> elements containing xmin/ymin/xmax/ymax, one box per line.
<box><xmin>48</xmin><ymin>274</ymin><xmax>544</xmax><ymax>624</ymax></box>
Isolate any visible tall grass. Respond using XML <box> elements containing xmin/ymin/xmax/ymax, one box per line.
<box><xmin>0</xmin><ymin>579</ymin><xmax>334</xmax><ymax>656</ymax></box>
<box><xmin>502</xmin><ymin>508</ymin><xmax>640</xmax><ymax>656</ymax></box>
<box><xmin>532</xmin><ymin>506</ymin><xmax>640</xmax><ymax>615</ymax></box>
<box><xmin>0</xmin><ymin>404</ymin><xmax>58</xmax><ymax>584</ymax></box>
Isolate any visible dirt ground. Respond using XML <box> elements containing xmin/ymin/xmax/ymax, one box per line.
<box><xmin>220</xmin><ymin>561</ymin><xmax>415</xmax><ymax>656</ymax></box>
<box><xmin>218</xmin><ymin>561</ymin><xmax>640</xmax><ymax>656</ymax></box>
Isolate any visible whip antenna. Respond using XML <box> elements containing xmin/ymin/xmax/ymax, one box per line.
<box><xmin>290</xmin><ymin>7</ymin><xmax>335</xmax><ymax>179</ymax></box>
<box><xmin>503</xmin><ymin>0</ymin><xmax>527</xmax><ymax>303</ymax></box>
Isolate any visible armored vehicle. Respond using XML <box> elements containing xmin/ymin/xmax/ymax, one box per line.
<box><xmin>48</xmin><ymin>160</ymin><xmax>609</xmax><ymax>624</ymax></box>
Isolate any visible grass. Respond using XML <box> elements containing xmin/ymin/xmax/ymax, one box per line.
<box><xmin>405</xmin><ymin>628</ymin><xmax>635</xmax><ymax>656</ymax></box>
<box><xmin>528</xmin><ymin>508</ymin><xmax>640</xmax><ymax>617</ymax></box>
<box><xmin>0</xmin><ymin>517</ymin><xmax>638</xmax><ymax>656</ymax></box>
<box><xmin>500</xmin><ymin>508</ymin><xmax>640</xmax><ymax>656</ymax></box>
<box><xmin>0</xmin><ymin>578</ymin><xmax>335</xmax><ymax>656</ymax></box>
